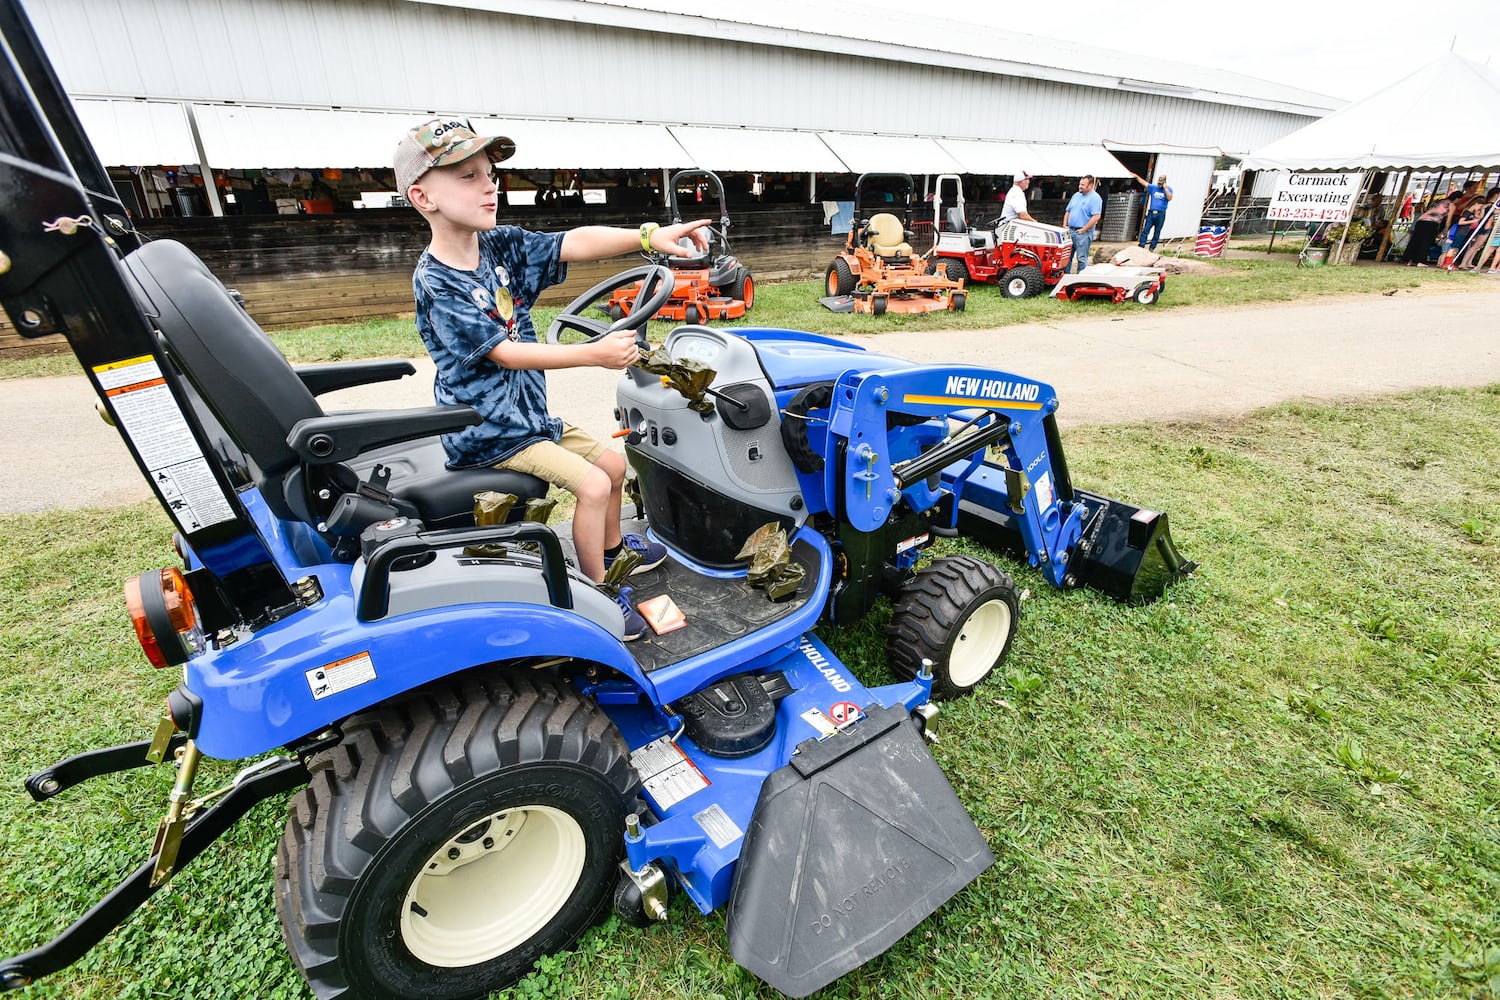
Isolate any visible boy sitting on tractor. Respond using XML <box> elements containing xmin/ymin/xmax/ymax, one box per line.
<box><xmin>395</xmin><ymin>117</ymin><xmax>710</xmax><ymax>637</ymax></box>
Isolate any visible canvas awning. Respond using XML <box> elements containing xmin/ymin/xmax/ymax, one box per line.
<box><xmin>190</xmin><ymin>105</ymin><xmax>415</xmax><ymax>169</ymax></box>
<box><xmin>189</xmin><ymin>107</ymin><xmax>691</xmax><ymax>171</ymax></box>
<box><xmin>71</xmin><ymin>98</ymin><xmax>198</xmax><ymax>167</ymax></box>
<box><xmin>934</xmin><ymin>139</ymin><xmax>1039</xmax><ymax>177</ymax></box>
<box><xmin>1028</xmin><ymin>143</ymin><xmax>1131</xmax><ymax>178</ymax></box>
<box><xmin>668</xmin><ymin>126</ymin><xmax>846</xmax><ymax>172</ymax></box>
<box><xmin>474</xmin><ymin>119</ymin><xmax>689</xmax><ymax>170</ymax></box>
<box><xmin>817</xmin><ymin>132</ymin><xmax>963</xmax><ymax>175</ymax></box>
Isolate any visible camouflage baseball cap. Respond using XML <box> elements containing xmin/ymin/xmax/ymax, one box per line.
<box><xmin>394</xmin><ymin>116</ymin><xmax>516</xmax><ymax>194</ymax></box>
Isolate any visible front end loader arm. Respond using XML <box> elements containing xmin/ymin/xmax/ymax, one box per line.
<box><xmin>825</xmin><ymin>365</ymin><xmax>1193</xmax><ymax>602</ymax></box>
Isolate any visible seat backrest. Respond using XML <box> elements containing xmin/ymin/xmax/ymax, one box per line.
<box><xmin>121</xmin><ymin>240</ymin><xmax>328</xmax><ymax>514</ymax></box>
<box><xmin>946</xmin><ymin>207</ymin><xmax>967</xmax><ymax>233</ymax></box>
<box><xmin>867</xmin><ymin>213</ymin><xmax>910</xmax><ymax>256</ymax></box>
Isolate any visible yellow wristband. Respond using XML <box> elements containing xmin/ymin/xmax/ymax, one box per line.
<box><xmin>639</xmin><ymin>222</ymin><xmax>659</xmax><ymax>252</ymax></box>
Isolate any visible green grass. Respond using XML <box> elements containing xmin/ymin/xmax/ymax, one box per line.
<box><xmin>0</xmin><ymin>386</ymin><xmax>1496</xmax><ymax>998</ymax></box>
<box><xmin>0</xmin><ymin>258</ymin><xmax>1486</xmax><ymax>379</ymax></box>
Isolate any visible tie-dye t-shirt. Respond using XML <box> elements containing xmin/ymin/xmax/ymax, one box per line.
<box><xmin>413</xmin><ymin>227</ymin><xmax>568</xmax><ymax>468</ymax></box>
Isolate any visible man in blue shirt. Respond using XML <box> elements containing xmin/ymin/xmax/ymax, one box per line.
<box><xmin>1064</xmin><ymin>176</ymin><xmax>1103</xmax><ymax>273</ymax></box>
<box><xmin>1131</xmin><ymin>170</ymin><xmax>1173</xmax><ymax>251</ymax></box>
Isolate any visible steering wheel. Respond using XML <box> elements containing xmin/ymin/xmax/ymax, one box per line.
<box><xmin>545</xmin><ymin>264</ymin><xmax>674</xmax><ymax>346</ymax></box>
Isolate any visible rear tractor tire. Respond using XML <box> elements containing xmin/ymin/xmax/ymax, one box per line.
<box><xmin>728</xmin><ymin>270</ymin><xmax>755</xmax><ymax>311</ymax></box>
<box><xmin>826</xmin><ymin>257</ymin><xmax>857</xmax><ymax>296</ymax></box>
<box><xmin>275</xmin><ymin>672</ymin><xmax>639</xmax><ymax>1000</ymax></box>
<box><xmin>1000</xmin><ymin>265</ymin><xmax>1045</xmax><ymax>299</ymax></box>
<box><xmin>943</xmin><ymin>258</ymin><xmax>969</xmax><ymax>285</ymax></box>
<box><xmin>886</xmin><ymin>555</ymin><xmax>1020</xmax><ymax>700</ymax></box>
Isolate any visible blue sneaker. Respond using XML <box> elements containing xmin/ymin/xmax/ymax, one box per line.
<box><xmin>615</xmin><ymin>586</ymin><xmax>648</xmax><ymax>641</ymax></box>
<box><xmin>606</xmin><ymin>532</ymin><xmax>668</xmax><ymax>575</ymax></box>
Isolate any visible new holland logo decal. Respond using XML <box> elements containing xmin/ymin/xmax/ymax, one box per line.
<box><xmin>903</xmin><ymin>375</ymin><xmax>1045</xmax><ymax>410</ymax></box>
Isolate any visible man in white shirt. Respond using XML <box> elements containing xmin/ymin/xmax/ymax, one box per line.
<box><xmin>1001</xmin><ymin>172</ymin><xmax>1036</xmax><ymax>223</ymax></box>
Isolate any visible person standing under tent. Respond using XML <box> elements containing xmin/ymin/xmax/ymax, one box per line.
<box><xmin>1063</xmin><ymin>175</ymin><xmax>1103</xmax><ymax>274</ymax></box>
<box><xmin>1464</xmin><ymin>190</ymin><xmax>1500</xmax><ymax>273</ymax></box>
<box><xmin>1458</xmin><ymin>189</ymin><xmax>1499</xmax><ymax>270</ymax></box>
<box><xmin>1127</xmin><ymin>169</ymin><xmax>1173</xmax><ymax>251</ymax></box>
<box><xmin>1001</xmin><ymin>172</ymin><xmax>1036</xmax><ymax>223</ymax></box>
<box><xmin>1402</xmin><ymin>185</ymin><xmax>1469</xmax><ymax>265</ymax></box>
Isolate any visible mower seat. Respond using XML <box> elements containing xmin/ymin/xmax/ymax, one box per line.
<box><xmin>120</xmin><ymin>240</ymin><xmax>546</xmax><ymax>541</ymax></box>
<box><xmin>945</xmin><ymin>207</ymin><xmax>967</xmax><ymax>233</ymax></box>
<box><xmin>866</xmin><ymin>213</ymin><xmax>913</xmax><ymax>258</ymax></box>
<box><xmin>666</xmin><ymin>235</ymin><xmax>711</xmax><ymax>269</ymax></box>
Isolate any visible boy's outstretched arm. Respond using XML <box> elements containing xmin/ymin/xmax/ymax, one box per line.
<box><xmin>559</xmin><ymin>220</ymin><xmax>713</xmax><ymax>261</ymax></box>
<box><xmin>489</xmin><ymin>327</ymin><xmax>641</xmax><ymax>371</ymax></box>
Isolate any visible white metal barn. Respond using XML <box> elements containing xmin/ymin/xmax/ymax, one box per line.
<box><xmin>26</xmin><ymin>0</ymin><xmax>1338</xmax><ymax>240</ymax></box>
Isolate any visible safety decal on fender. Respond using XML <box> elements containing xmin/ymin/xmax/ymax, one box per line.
<box><xmin>693</xmin><ymin>803</ymin><xmax>743</xmax><ymax>850</ymax></box>
<box><xmin>630</xmin><ymin>737</ymin><xmax>709</xmax><ymax>810</ymax></box>
<box><xmin>305</xmin><ymin>652</ymin><xmax>377</xmax><ymax>700</ymax></box>
<box><xmin>92</xmin><ymin>356</ymin><xmax>235</xmax><ymax>532</ymax></box>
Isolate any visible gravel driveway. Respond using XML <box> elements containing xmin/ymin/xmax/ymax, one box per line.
<box><xmin>4</xmin><ymin>287</ymin><xmax>1497</xmax><ymax>514</ymax></box>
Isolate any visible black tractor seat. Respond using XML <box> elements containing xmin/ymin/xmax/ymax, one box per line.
<box><xmin>121</xmin><ymin>240</ymin><xmax>545</xmax><ymax>545</ymax></box>
<box><xmin>664</xmin><ymin>235</ymin><xmax>712</xmax><ymax>269</ymax></box>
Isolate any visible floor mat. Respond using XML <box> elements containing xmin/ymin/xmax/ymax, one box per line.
<box><xmin>555</xmin><ymin>518</ymin><xmax>819</xmax><ymax>673</ymax></box>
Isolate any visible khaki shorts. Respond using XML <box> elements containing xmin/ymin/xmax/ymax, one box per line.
<box><xmin>497</xmin><ymin>424</ymin><xmax>607</xmax><ymax>493</ymax></box>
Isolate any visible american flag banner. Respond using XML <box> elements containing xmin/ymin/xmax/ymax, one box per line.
<box><xmin>1195</xmin><ymin>225</ymin><xmax>1228</xmax><ymax>257</ymax></box>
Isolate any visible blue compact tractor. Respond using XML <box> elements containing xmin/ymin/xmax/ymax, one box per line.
<box><xmin>0</xmin><ymin>4</ymin><xmax>1192</xmax><ymax>997</ymax></box>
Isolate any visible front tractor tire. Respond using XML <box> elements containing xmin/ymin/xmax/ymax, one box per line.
<box><xmin>275</xmin><ymin>672</ymin><xmax>639</xmax><ymax>1000</ymax></box>
<box><xmin>886</xmin><ymin>555</ymin><xmax>1020</xmax><ymax>700</ymax></box>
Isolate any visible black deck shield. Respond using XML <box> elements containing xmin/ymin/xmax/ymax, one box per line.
<box><xmin>726</xmin><ymin>706</ymin><xmax>993</xmax><ymax>997</ymax></box>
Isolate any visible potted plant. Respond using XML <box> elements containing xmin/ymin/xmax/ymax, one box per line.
<box><xmin>1323</xmin><ymin>220</ymin><xmax>1373</xmax><ymax>265</ymax></box>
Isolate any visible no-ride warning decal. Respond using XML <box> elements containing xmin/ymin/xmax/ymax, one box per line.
<box><xmin>829</xmin><ymin>701</ymin><xmax>862</xmax><ymax>725</ymax></box>
<box><xmin>93</xmin><ymin>356</ymin><xmax>235</xmax><ymax>532</ymax></box>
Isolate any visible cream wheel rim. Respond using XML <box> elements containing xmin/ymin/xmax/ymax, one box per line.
<box><xmin>948</xmin><ymin>598</ymin><xmax>1012</xmax><ymax>688</ymax></box>
<box><xmin>400</xmin><ymin>805</ymin><xmax>586</xmax><ymax>967</ymax></box>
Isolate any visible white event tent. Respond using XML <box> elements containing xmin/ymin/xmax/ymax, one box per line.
<box><xmin>1237</xmin><ymin>53</ymin><xmax>1500</xmax><ymax>260</ymax></box>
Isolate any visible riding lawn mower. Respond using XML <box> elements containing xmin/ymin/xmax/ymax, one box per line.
<box><xmin>605</xmin><ymin>169</ymin><xmax>754</xmax><ymax>324</ymax></box>
<box><xmin>820</xmin><ymin>173</ymin><xmax>966</xmax><ymax>315</ymax></box>
<box><xmin>0</xmin><ymin>5</ymin><xmax>1194</xmax><ymax>997</ymax></box>
<box><xmin>930</xmin><ymin>173</ymin><xmax>1075</xmax><ymax>299</ymax></box>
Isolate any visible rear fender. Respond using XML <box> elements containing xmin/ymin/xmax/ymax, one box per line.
<box><xmin>184</xmin><ymin>602</ymin><xmax>648</xmax><ymax>759</ymax></box>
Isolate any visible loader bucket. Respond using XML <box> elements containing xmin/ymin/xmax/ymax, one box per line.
<box><xmin>1067</xmin><ymin>489</ymin><xmax>1196</xmax><ymax>603</ymax></box>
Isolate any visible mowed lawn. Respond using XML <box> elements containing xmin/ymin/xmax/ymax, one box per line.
<box><xmin>0</xmin><ymin>383</ymin><xmax>1495</xmax><ymax>999</ymax></box>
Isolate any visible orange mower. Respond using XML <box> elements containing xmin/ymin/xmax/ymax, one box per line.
<box><xmin>607</xmin><ymin>169</ymin><xmax>754</xmax><ymax>324</ymax></box>
<box><xmin>820</xmin><ymin>172</ymin><xmax>966</xmax><ymax>315</ymax></box>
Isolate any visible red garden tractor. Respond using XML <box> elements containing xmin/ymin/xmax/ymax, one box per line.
<box><xmin>930</xmin><ymin>174</ymin><xmax>1073</xmax><ymax>299</ymax></box>
<box><xmin>606</xmin><ymin>169</ymin><xmax>753</xmax><ymax>324</ymax></box>
<box><xmin>819</xmin><ymin>173</ymin><xmax>965</xmax><ymax>315</ymax></box>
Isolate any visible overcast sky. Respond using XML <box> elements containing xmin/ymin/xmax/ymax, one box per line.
<box><xmin>785</xmin><ymin>0</ymin><xmax>1498</xmax><ymax>104</ymax></box>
